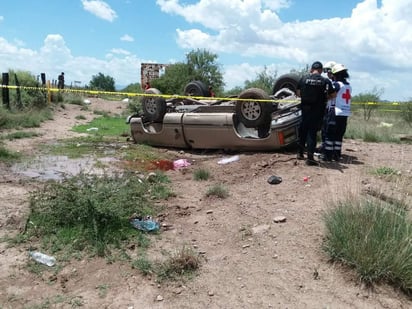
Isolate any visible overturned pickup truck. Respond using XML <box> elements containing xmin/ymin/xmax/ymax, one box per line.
<box><xmin>126</xmin><ymin>74</ymin><xmax>301</xmax><ymax>151</ymax></box>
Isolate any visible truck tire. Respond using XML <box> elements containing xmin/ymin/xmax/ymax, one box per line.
<box><xmin>272</xmin><ymin>74</ymin><xmax>300</xmax><ymax>96</ymax></box>
<box><xmin>141</xmin><ymin>88</ymin><xmax>166</xmax><ymax>122</ymax></box>
<box><xmin>184</xmin><ymin>81</ymin><xmax>210</xmax><ymax>97</ymax></box>
<box><xmin>235</xmin><ymin>88</ymin><xmax>273</xmax><ymax>128</ymax></box>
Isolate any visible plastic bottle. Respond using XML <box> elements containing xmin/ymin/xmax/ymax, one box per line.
<box><xmin>29</xmin><ymin>251</ymin><xmax>56</xmax><ymax>266</ymax></box>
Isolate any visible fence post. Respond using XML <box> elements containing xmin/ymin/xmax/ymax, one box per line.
<box><xmin>2</xmin><ymin>72</ymin><xmax>10</xmax><ymax>109</ymax></box>
<box><xmin>15</xmin><ymin>74</ymin><xmax>22</xmax><ymax>109</ymax></box>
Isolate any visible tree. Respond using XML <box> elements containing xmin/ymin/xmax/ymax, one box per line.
<box><xmin>151</xmin><ymin>62</ymin><xmax>190</xmax><ymax>95</ymax></box>
<box><xmin>243</xmin><ymin>66</ymin><xmax>278</xmax><ymax>94</ymax></box>
<box><xmin>151</xmin><ymin>49</ymin><xmax>224</xmax><ymax>95</ymax></box>
<box><xmin>185</xmin><ymin>49</ymin><xmax>224</xmax><ymax>92</ymax></box>
<box><xmin>223</xmin><ymin>86</ymin><xmax>244</xmax><ymax>97</ymax></box>
<box><xmin>290</xmin><ymin>64</ymin><xmax>310</xmax><ymax>75</ymax></box>
<box><xmin>89</xmin><ymin>73</ymin><xmax>115</xmax><ymax>92</ymax></box>
<box><xmin>121</xmin><ymin>83</ymin><xmax>142</xmax><ymax>94</ymax></box>
<box><xmin>352</xmin><ymin>87</ymin><xmax>384</xmax><ymax>120</ymax></box>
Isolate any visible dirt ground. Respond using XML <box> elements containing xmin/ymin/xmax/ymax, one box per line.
<box><xmin>0</xmin><ymin>98</ymin><xmax>411</xmax><ymax>308</ymax></box>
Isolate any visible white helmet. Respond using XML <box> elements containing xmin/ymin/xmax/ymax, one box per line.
<box><xmin>331</xmin><ymin>63</ymin><xmax>347</xmax><ymax>74</ymax></box>
<box><xmin>324</xmin><ymin>61</ymin><xmax>336</xmax><ymax>70</ymax></box>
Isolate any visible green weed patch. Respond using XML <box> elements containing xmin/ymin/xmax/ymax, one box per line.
<box><xmin>1</xmin><ymin>131</ymin><xmax>40</xmax><ymax>140</ymax></box>
<box><xmin>205</xmin><ymin>184</ymin><xmax>229</xmax><ymax>198</ymax></box>
<box><xmin>25</xmin><ymin>171</ymin><xmax>174</xmax><ymax>258</ymax></box>
<box><xmin>193</xmin><ymin>168</ymin><xmax>211</xmax><ymax>181</ymax></box>
<box><xmin>0</xmin><ymin>144</ymin><xmax>21</xmax><ymax>162</ymax></box>
<box><xmin>323</xmin><ymin>198</ymin><xmax>412</xmax><ymax>294</ymax></box>
<box><xmin>72</xmin><ymin>116</ymin><xmax>129</xmax><ymax>137</ymax></box>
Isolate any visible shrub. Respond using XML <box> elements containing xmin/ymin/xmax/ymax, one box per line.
<box><xmin>132</xmin><ymin>255</ymin><xmax>154</xmax><ymax>276</ymax></box>
<box><xmin>193</xmin><ymin>168</ymin><xmax>210</xmax><ymax>181</ymax></box>
<box><xmin>157</xmin><ymin>246</ymin><xmax>201</xmax><ymax>281</ymax></box>
<box><xmin>127</xmin><ymin>97</ymin><xmax>143</xmax><ymax>115</ymax></box>
<box><xmin>400</xmin><ymin>101</ymin><xmax>412</xmax><ymax>127</ymax></box>
<box><xmin>26</xmin><ymin>171</ymin><xmax>173</xmax><ymax>257</ymax></box>
<box><xmin>2</xmin><ymin>131</ymin><xmax>40</xmax><ymax>140</ymax></box>
<box><xmin>0</xmin><ymin>144</ymin><xmax>21</xmax><ymax>162</ymax></box>
<box><xmin>323</xmin><ymin>198</ymin><xmax>412</xmax><ymax>294</ymax></box>
<box><xmin>375</xmin><ymin>166</ymin><xmax>398</xmax><ymax>176</ymax></box>
<box><xmin>0</xmin><ymin>106</ymin><xmax>53</xmax><ymax>129</ymax></box>
<box><xmin>205</xmin><ymin>184</ymin><xmax>229</xmax><ymax>198</ymax></box>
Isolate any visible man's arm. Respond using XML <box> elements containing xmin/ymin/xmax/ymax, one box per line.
<box><xmin>326</xmin><ymin>79</ymin><xmax>336</xmax><ymax>99</ymax></box>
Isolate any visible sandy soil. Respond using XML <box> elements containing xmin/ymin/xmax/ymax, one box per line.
<box><xmin>0</xmin><ymin>98</ymin><xmax>411</xmax><ymax>308</ymax></box>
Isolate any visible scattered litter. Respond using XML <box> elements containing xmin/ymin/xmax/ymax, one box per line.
<box><xmin>29</xmin><ymin>251</ymin><xmax>56</xmax><ymax>266</ymax></box>
<box><xmin>146</xmin><ymin>172</ymin><xmax>157</xmax><ymax>182</ymax></box>
<box><xmin>303</xmin><ymin>176</ymin><xmax>310</xmax><ymax>182</ymax></box>
<box><xmin>273</xmin><ymin>216</ymin><xmax>287</xmax><ymax>223</ymax></box>
<box><xmin>86</xmin><ymin>127</ymin><xmax>99</xmax><ymax>132</ymax></box>
<box><xmin>83</xmin><ymin>99</ymin><xmax>91</xmax><ymax>105</ymax></box>
<box><xmin>122</xmin><ymin>98</ymin><xmax>130</xmax><ymax>102</ymax></box>
<box><xmin>161</xmin><ymin>223</ymin><xmax>174</xmax><ymax>230</ymax></box>
<box><xmin>130</xmin><ymin>216</ymin><xmax>160</xmax><ymax>232</ymax></box>
<box><xmin>218</xmin><ymin>155</ymin><xmax>240</xmax><ymax>165</ymax></box>
<box><xmin>378</xmin><ymin>122</ymin><xmax>393</xmax><ymax>128</ymax></box>
<box><xmin>173</xmin><ymin>159</ymin><xmax>191</xmax><ymax>169</ymax></box>
<box><xmin>267</xmin><ymin>175</ymin><xmax>282</xmax><ymax>185</ymax></box>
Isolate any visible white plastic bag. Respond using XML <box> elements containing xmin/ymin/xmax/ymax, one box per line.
<box><xmin>217</xmin><ymin>155</ymin><xmax>240</xmax><ymax>165</ymax></box>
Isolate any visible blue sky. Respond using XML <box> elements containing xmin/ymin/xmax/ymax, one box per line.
<box><xmin>0</xmin><ymin>0</ymin><xmax>410</xmax><ymax>101</ymax></box>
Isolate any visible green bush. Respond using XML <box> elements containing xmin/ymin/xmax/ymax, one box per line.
<box><xmin>26</xmin><ymin>171</ymin><xmax>173</xmax><ymax>257</ymax></box>
<box><xmin>0</xmin><ymin>144</ymin><xmax>21</xmax><ymax>162</ymax></box>
<box><xmin>127</xmin><ymin>97</ymin><xmax>143</xmax><ymax>115</ymax></box>
<box><xmin>156</xmin><ymin>246</ymin><xmax>201</xmax><ymax>281</ymax></box>
<box><xmin>400</xmin><ymin>101</ymin><xmax>412</xmax><ymax>127</ymax></box>
<box><xmin>205</xmin><ymin>184</ymin><xmax>229</xmax><ymax>198</ymax></box>
<box><xmin>323</xmin><ymin>198</ymin><xmax>412</xmax><ymax>293</ymax></box>
<box><xmin>375</xmin><ymin>166</ymin><xmax>398</xmax><ymax>176</ymax></box>
<box><xmin>0</xmin><ymin>70</ymin><xmax>48</xmax><ymax>109</ymax></box>
<box><xmin>193</xmin><ymin>168</ymin><xmax>210</xmax><ymax>181</ymax></box>
<box><xmin>0</xmin><ymin>105</ymin><xmax>53</xmax><ymax>129</ymax></box>
<box><xmin>2</xmin><ymin>131</ymin><xmax>40</xmax><ymax>140</ymax></box>
<box><xmin>132</xmin><ymin>255</ymin><xmax>154</xmax><ymax>276</ymax></box>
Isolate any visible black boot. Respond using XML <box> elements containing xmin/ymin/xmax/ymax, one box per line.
<box><xmin>297</xmin><ymin>145</ymin><xmax>305</xmax><ymax>160</ymax></box>
<box><xmin>306</xmin><ymin>153</ymin><xmax>318</xmax><ymax>166</ymax></box>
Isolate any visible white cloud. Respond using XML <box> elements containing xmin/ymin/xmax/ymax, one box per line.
<box><xmin>120</xmin><ymin>34</ymin><xmax>134</xmax><ymax>42</ymax></box>
<box><xmin>0</xmin><ymin>34</ymin><xmax>141</xmax><ymax>87</ymax></box>
<box><xmin>0</xmin><ymin>16</ymin><xmax>4</xmax><ymax>22</ymax></box>
<box><xmin>81</xmin><ymin>0</ymin><xmax>117</xmax><ymax>22</ymax></box>
<box><xmin>109</xmin><ymin>48</ymin><xmax>131</xmax><ymax>56</ymax></box>
<box><xmin>157</xmin><ymin>0</ymin><xmax>412</xmax><ymax>100</ymax></box>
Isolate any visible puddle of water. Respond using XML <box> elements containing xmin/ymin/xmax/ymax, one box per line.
<box><xmin>12</xmin><ymin>155</ymin><xmax>119</xmax><ymax>181</ymax></box>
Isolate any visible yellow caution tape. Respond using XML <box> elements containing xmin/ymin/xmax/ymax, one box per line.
<box><xmin>0</xmin><ymin>84</ymin><xmax>410</xmax><ymax>105</ymax></box>
<box><xmin>0</xmin><ymin>84</ymin><xmax>295</xmax><ymax>103</ymax></box>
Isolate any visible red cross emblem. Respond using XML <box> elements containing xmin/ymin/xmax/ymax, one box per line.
<box><xmin>342</xmin><ymin>89</ymin><xmax>351</xmax><ymax>104</ymax></box>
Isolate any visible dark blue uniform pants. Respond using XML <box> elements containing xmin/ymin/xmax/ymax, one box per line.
<box><xmin>298</xmin><ymin>108</ymin><xmax>323</xmax><ymax>158</ymax></box>
<box><xmin>324</xmin><ymin>113</ymin><xmax>348</xmax><ymax>160</ymax></box>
